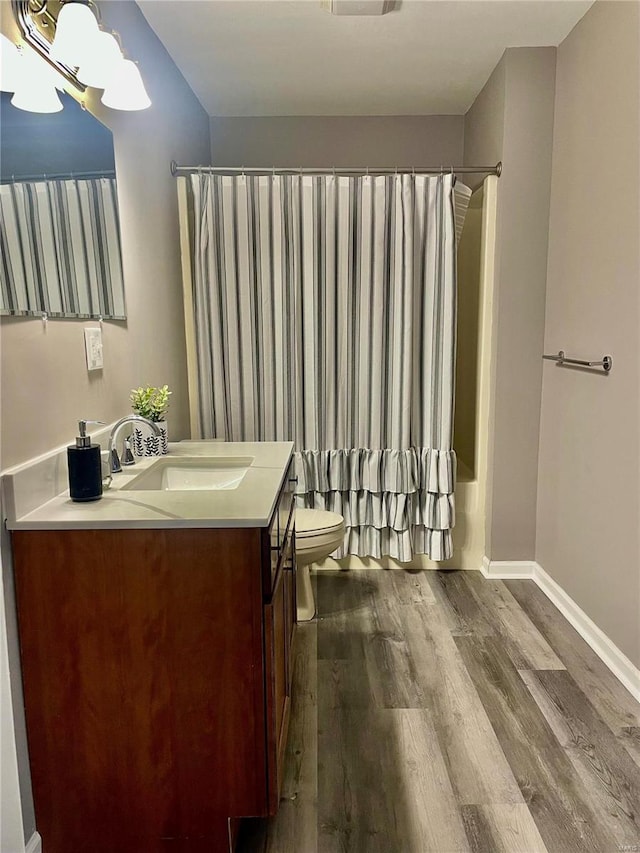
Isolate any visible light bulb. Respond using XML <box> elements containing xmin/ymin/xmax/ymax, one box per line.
<box><xmin>1</xmin><ymin>34</ymin><xmax>21</xmax><ymax>92</ymax></box>
<box><xmin>50</xmin><ymin>1</ymin><xmax>100</xmax><ymax>67</ymax></box>
<box><xmin>101</xmin><ymin>60</ymin><xmax>150</xmax><ymax>111</ymax></box>
<box><xmin>76</xmin><ymin>32</ymin><xmax>123</xmax><ymax>88</ymax></box>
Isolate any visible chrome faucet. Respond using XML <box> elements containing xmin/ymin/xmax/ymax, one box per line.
<box><xmin>108</xmin><ymin>415</ymin><xmax>161</xmax><ymax>473</ymax></box>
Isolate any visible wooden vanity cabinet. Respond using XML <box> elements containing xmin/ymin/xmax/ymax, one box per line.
<box><xmin>11</xmin><ymin>463</ymin><xmax>297</xmax><ymax>853</ymax></box>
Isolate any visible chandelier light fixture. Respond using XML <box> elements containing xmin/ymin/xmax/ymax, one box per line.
<box><xmin>6</xmin><ymin>0</ymin><xmax>151</xmax><ymax>112</ymax></box>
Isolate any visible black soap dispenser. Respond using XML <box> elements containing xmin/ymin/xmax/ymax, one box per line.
<box><xmin>67</xmin><ymin>420</ymin><xmax>103</xmax><ymax>502</ymax></box>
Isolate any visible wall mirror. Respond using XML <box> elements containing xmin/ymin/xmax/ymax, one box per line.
<box><xmin>0</xmin><ymin>90</ymin><xmax>126</xmax><ymax>320</ymax></box>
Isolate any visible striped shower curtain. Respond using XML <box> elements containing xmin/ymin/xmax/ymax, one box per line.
<box><xmin>0</xmin><ymin>177</ymin><xmax>125</xmax><ymax>318</ymax></box>
<box><xmin>189</xmin><ymin>172</ymin><xmax>457</xmax><ymax>561</ymax></box>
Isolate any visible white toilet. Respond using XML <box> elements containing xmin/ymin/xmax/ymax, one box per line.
<box><xmin>295</xmin><ymin>508</ymin><xmax>345</xmax><ymax>621</ymax></box>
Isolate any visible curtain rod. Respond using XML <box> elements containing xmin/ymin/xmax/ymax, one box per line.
<box><xmin>170</xmin><ymin>160</ymin><xmax>502</xmax><ymax>178</ymax></box>
<box><xmin>0</xmin><ymin>169</ymin><xmax>116</xmax><ymax>185</ymax></box>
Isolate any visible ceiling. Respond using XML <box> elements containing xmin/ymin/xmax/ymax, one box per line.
<box><xmin>137</xmin><ymin>0</ymin><xmax>593</xmax><ymax>116</ymax></box>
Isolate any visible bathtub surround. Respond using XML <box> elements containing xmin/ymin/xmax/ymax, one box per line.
<box><xmin>454</xmin><ymin>193</ymin><xmax>483</xmax><ymax>473</ymax></box>
<box><xmin>184</xmin><ymin>171</ymin><xmax>458</xmax><ymax>562</ymax></box>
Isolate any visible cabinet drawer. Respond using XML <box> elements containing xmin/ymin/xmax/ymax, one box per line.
<box><xmin>265</xmin><ymin>458</ymin><xmax>296</xmax><ymax>595</ymax></box>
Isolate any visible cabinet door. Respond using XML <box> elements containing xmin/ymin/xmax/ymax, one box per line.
<box><xmin>264</xmin><ymin>531</ymin><xmax>295</xmax><ymax>814</ymax></box>
<box><xmin>283</xmin><ymin>531</ymin><xmax>296</xmax><ymax>696</ymax></box>
<box><xmin>269</xmin><ymin>565</ymin><xmax>287</xmax><ymax>749</ymax></box>
<box><xmin>12</xmin><ymin>527</ymin><xmax>267</xmax><ymax>852</ymax></box>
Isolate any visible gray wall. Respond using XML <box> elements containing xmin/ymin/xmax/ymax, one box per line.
<box><xmin>210</xmin><ymin>115</ymin><xmax>464</xmax><ymax>167</ymax></box>
<box><xmin>464</xmin><ymin>47</ymin><xmax>557</xmax><ymax>560</ymax></box>
<box><xmin>463</xmin><ymin>56</ymin><xmax>506</xmax><ymax>192</ymax></box>
<box><xmin>536</xmin><ymin>1</ymin><xmax>640</xmax><ymax>665</ymax></box>
<box><xmin>0</xmin><ymin>1</ymin><xmax>211</xmax><ymax>470</ymax></box>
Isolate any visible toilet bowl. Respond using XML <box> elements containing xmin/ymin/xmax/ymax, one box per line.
<box><xmin>295</xmin><ymin>508</ymin><xmax>345</xmax><ymax>621</ymax></box>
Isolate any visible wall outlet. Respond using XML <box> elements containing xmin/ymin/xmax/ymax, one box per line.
<box><xmin>84</xmin><ymin>327</ymin><xmax>103</xmax><ymax>371</ymax></box>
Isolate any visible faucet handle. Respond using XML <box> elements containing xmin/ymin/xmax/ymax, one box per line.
<box><xmin>110</xmin><ymin>447</ymin><xmax>122</xmax><ymax>474</ymax></box>
<box><xmin>122</xmin><ymin>439</ymin><xmax>135</xmax><ymax>466</ymax></box>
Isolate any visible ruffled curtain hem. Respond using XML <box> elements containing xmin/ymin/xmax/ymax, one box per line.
<box><xmin>296</xmin><ymin>447</ymin><xmax>456</xmax><ymax>495</ymax></box>
<box><xmin>300</xmin><ymin>489</ymin><xmax>455</xmax><ymax>531</ymax></box>
<box><xmin>295</xmin><ymin>447</ymin><xmax>456</xmax><ymax>562</ymax></box>
<box><xmin>329</xmin><ymin>524</ymin><xmax>453</xmax><ymax>562</ymax></box>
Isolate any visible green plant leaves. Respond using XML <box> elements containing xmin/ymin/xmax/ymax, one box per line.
<box><xmin>130</xmin><ymin>384</ymin><xmax>172</xmax><ymax>422</ymax></box>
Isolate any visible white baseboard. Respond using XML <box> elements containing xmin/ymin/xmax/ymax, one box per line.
<box><xmin>481</xmin><ymin>556</ymin><xmax>640</xmax><ymax>704</ymax></box>
<box><xmin>25</xmin><ymin>832</ymin><xmax>42</xmax><ymax>853</ymax></box>
<box><xmin>532</xmin><ymin>562</ymin><xmax>640</xmax><ymax>704</ymax></box>
<box><xmin>480</xmin><ymin>556</ymin><xmax>536</xmax><ymax>579</ymax></box>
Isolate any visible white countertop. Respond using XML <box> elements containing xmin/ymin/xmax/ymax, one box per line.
<box><xmin>5</xmin><ymin>441</ymin><xmax>294</xmax><ymax>531</ymax></box>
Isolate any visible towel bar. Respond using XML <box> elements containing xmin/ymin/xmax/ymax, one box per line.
<box><xmin>542</xmin><ymin>350</ymin><xmax>612</xmax><ymax>373</ymax></box>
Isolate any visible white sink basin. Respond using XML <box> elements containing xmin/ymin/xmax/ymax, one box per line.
<box><xmin>121</xmin><ymin>457</ymin><xmax>254</xmax><ymax>492</ymax></box>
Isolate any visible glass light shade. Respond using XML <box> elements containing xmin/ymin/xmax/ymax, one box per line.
<box><xmin>76</xmin><ymin>32</ymin><xmax>123</xmax><ymax>88</ymax></box>
<box><xmin>10</xmin><ymin>49</ymin><xmax>64</xmax><ymax>112</ymax></box>
<box><xmin>101</xmin><ymin>60</ymin><xmax>151</xmax><ymax>110</ymax></box>
<box><xmin>50</xmin><ymin>1</ymin><xmax>100</xmax><ymax>66</ymax></box>
<box><xmin>11</xmin><ymin>78</ymin><xmax>63</xmax><ymax>112</ymax></box>
<box><xmin>0</xmin><ymin>34</ymin><xmax>21</xmax><ymax>92</ymax></box>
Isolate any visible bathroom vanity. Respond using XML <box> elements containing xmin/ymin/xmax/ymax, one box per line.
<box><xmin>7</xmin><ymin>441</ymin><xmax>297</xmax><ymax>853</ymax></box>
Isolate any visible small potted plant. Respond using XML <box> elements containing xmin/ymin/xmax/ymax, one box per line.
<box><xmin>130</xmin><ymin>384</ymin><xmax>172</xmax><ymax>456</ymax></box>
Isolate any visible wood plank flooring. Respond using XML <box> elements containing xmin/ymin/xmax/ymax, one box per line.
<box><xmin>237</xmin><ymin>570</ymin><xmax>640</xmax><ymax>853</ymax></box>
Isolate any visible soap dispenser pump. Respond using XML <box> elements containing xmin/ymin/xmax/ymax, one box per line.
<box><xmin>67</xmin><ymin>420</ymin><xmax>104</xmax><ymax>502</ymax></box>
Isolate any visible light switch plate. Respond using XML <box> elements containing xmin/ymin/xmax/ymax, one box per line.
<box><xmin>84</xmin><ymin>327</ymin><xmax>103</xmax><ymax>371</ymax></box>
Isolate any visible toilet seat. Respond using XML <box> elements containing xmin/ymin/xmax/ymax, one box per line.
<box><xmin>295</xmin><ymin>509</ymin><xmax>344</xmax><ymax>553</ymax></box>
